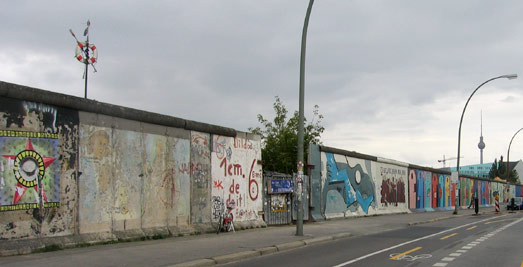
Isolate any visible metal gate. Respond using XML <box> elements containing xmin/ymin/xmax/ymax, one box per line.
<box><xmin>263</xmin><ymin>172</ymin><xmax>293</xmax><ymax>225</ymax></box>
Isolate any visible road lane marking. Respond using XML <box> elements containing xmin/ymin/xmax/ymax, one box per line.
<box><xmin>389</xmin><ymin>247</ymin><xmax>422</xmax><ymax>260</ymax></box>
<box><xmin>440</xmin><ymin>233</ymin><xmax>457</xmax><ymax>240</ymax></box>
<box><xmin>332</xmin><ymin>214</ymin><xmax>509</xmax><ymax>267</ymax></box>
<box><xmin>485</xmin><ymin>218</ymin><xmax>515</xmax><ymax>224</ymax></box>
<box><xmin>466</xmin><ymin>226</ymin><xmax>477</xmax><ymax>230</ymax></box>
<box><xmin>432</xmin><ymin>217</ymin><xmax>523</xmax><ymax>267</ymax></box>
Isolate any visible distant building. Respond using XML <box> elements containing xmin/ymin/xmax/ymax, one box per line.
<box><xmin>448</xmin><ymin>160</ymin><xmax>523</xmax><ymax>181</ymax></box>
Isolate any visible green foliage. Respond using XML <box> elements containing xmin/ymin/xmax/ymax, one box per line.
<box><xmin>249</xmin><ymin>96</ymin><xmax>324</xmax><ymax>174</ymax></box>
<box><xmin>488</xmin><ymin>156</ymin><xmax>520</xmax><ymax>184</ymax></box>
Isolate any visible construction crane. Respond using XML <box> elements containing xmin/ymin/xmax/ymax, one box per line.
<box><xmin>438</xmin><ymin>155</ymin><xmax>463</xmax><ymax>168</ymax></box>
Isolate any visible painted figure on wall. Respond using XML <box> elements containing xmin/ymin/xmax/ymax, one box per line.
<box><xmin>324</xmin><ymin>153</ymin><xmax>375</xmax><ymax>214</ymax></box>
<box><xmin>408</xmin><ymin>170</ymin><xmax>417</xmax><ymax>209</ymax></box>
<box><xmin>416</xmin><ymin>171</ymin><xmax>424</xmax><ymax>209</ymax></box>
<box><xmin>423</xmin><ymin>172</ymin><xmax>431</xmax><ymax>209</ymax></box>
<box><xmin>438</xmin><ymin>174</ymin><xmax>445</xmax><ymax>208</ymax></box>
<box><xmin>432</xmin><ymin>174</ymin><xmax>438</xmax><ymax>208</ymax></box>
<box><xmin>445</xmin><ymin>176</ymin><xmax>450</xmax><ymax>207</ymax></box>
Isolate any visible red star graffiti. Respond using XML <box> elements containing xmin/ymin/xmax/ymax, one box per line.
<box><xmin>2</xmin><ymin>138</ymin><xmax>56</xmax><ymax>204</ymax></box>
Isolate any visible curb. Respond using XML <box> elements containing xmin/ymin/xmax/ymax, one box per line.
<box><xmin>274</xmin><ymin>240</ymin><xmax>306</xmax><ymax>251</ymax></box>
<box><xmin>168</xmin><ymin>259</ymin><xmax>216</xmax><ymax>267</ymax></box>
<box><xmin>213</xmin><ymin>250</ymin><xmax>261</xmax><ymax>265</ymax></box>
<box><xmin>169</xmin><ymin>232</ymin><xmax>353</xmax><ymax>266</ymax></box>
<box><xmin>407</xmin><ymin>210</ymin><xmax>493</xmax><ymax>226</ymax></box>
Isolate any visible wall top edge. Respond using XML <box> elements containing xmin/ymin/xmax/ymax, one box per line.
<box><xmin>377</xmin><ymin>157</ymin><xmax>409</xmax><ymax>167</ymax></box>
<box><xmin>319</xmin><ymin>145</ymin><xmax>378</xmax><ymax>161</ymax></box>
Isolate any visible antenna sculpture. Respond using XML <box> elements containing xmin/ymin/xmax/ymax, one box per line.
<box><xmin>70</xmin><ymin>20</ymin><xmax>98</xmax><ymax>98</ymax></box>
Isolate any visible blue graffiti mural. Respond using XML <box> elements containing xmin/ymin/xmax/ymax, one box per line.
<box><xmin>323</xmin><ymin>153</ymin><xmax>375</xmax><ymax>213</ymax></box>
<box><xmin>438</xmin><ymin>174</ymin><xmax>445</xmax><ymax>208</ymax></box>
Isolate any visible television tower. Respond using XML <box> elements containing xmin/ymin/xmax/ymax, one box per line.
<box><xmin>478</xmin><ymin>111</ymin><xmax>486</xmax><ymax>164</ymax></box>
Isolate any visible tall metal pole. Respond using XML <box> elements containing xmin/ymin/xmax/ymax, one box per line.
<box><xmin>506</xmin><ymin>127</ymin><xmax>523</xmax><ymax>182</ymax></box>
<box><xmin>455</xmin><ymin>74</ymin><xmax>517</xmax><ymax>214</ymax></box>
<box><xmin>297</xmin><ymin>0</ymin><xmax>314</xmax><ymax>236</ymax></box>
<box><xmin>84</xmin><ymin>41</ymin><xmax>89</xmax><ymax>99</ymax></box>
<box><xmin>84</xmin><ymin>20</ymin><xmax>90</xmax><ymax>99</ymax></box>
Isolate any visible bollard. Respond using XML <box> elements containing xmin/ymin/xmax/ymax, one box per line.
<box><xmin>495</xmin><ymin>195</ymin><xmax>500</xmax><ymax>213</ymax></box>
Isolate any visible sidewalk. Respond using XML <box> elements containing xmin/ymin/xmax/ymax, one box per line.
<box><xmin>0</xmin><ymin>207</ymin><xmax>499</xmax><ymax>267</ymax></box>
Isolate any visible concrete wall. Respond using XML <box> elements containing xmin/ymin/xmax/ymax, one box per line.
<box><xmin>309</xmin><ymin>144</ymin><xmax>511</xmax><ymax>221</ymax></box>
<box><xmin>0</xmin><ymin>81</ymin><xmax>264</xmax><ymax>250</ymax></box>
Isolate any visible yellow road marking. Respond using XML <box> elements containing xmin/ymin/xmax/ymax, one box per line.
<box><xmin>390</xmin><ymin>246</ymin><xmax>422</xmax><ymax>260</ymax></box>
<box><xmin>485</xmin><ymin>218</ymin><xmax>515</xmax><ymax>225</ymax></box>
<box><xmin>521</xmin><ymin>259</ymin><xmax>523</xmax><ymax>267</ymax></box>
<box><xmin>440</xmin><ymin>233</ymin><xmax>457</xmax><ymax>240</ymax></box>
<box><xmin>466</xmin><ymin>226</ymin><xmax>477</xmax><ymax>230</ymax></box>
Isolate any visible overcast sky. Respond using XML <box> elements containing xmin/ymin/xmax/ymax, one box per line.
<box><xmin>2</xmin><ymin>1</ymin><xmax>523</xmax><ymax>168</ymax></box>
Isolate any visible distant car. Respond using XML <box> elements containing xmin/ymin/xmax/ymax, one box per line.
<box><xmin>507</xmin><ymin>197</ymin><xmax>523</xmax><ymax>210</ymax></box>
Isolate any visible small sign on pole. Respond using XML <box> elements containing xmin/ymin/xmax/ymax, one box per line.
<box><xmin>451</xmin><ymin>171</ymin><xmax>459</xmax><ymax>183</ymax></box>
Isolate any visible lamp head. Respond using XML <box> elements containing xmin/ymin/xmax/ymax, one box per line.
<box><xmin>503</xmin><ymin>74</ymin><xmax>518</xmax><ymax>80</ymax></box>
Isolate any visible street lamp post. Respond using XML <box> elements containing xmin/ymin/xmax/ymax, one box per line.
<box><xmin>455</xmin><ymin>74</ymin><xmax>517</xmax><ymax>214</ymax></box>
<box><xmin>297</xmin><ymin>0</ymin><xmax>314</xmax><ymax>236</ymax></box>
<box><xmin>506</xmin><ymin>127</ymin><xmax>523</xmax><ymax>182</ymax></box>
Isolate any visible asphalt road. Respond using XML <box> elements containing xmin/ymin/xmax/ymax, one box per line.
<box><xmin>222</xmin><ymin>213</ymin><xmax>523</xmax><ymax>267</ymax></box>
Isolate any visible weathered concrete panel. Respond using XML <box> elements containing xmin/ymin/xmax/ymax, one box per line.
<box><xmin>190</xmin><ymin>131</ymin><xmax>211</xmax><ymax>225</ymax></box>
<box><xmin>112</xmin><ymin>130</ymin><xmax>143</xmax><ymax>232</ymax></box>
<box><xmin>79</xmin><ymin>119</ymin><xmax>192</xmax><ymax>235</ymax></box>
<box><xmin>78</xmin><ymin>125</ymin><xmax>113</xmax><ymax>234</ymax></box>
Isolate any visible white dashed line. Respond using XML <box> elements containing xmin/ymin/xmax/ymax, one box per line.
<box><xmin>431</xmin><ymin>217</ymin><xmax>523</xmax><ymax>267</ymax></box>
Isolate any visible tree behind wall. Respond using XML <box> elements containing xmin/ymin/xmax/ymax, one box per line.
<box><xmin>249</xmin><ymin>96</ymin><xmax>324</xmax><ymax>174</ymax></box>
<box><xmin>489</xmin><ymin>156</ymin><xmax>520</xmax><ymax>184</ymax></box>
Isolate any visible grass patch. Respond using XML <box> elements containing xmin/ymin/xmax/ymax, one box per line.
<box><xmin>151</xmin><ymin>234</ymin><xmax>165</xmax><ymax>240</ymax></box>
<box><xmin>35</xmin><ymin>244</ymin><xmax>62</xmax><ymax>253</ymax></box>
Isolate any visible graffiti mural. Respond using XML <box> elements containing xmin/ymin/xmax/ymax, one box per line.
<box><xmin>423</xmin><ymin>171</ymin><xmax>432</xmax><ymax>210</ymax></box>
<box><xmin>408</xmin><ymin>170</ymin><xmax>417</xmax><ymax>209</ymax></box>
<box><xmin>378</xmin><ymin>164</ymin><xmax>406</xmax><ymax>208</ymax></box>
<box><xmin>323</xmin><ymin>153</ymin><xmax>376</xmax><ymax>215</ymax></box>
<box><xmin>438</xmin><ymin>174</ymin><xmax>445</xmax><ymax>208</ymax></box>
<box><xmin>211</xmin><ymin>135</ymin><xmax>262</xmax><ymax>222</ymax></box>
<box><xmin>0</xmin><ymin>131</ymin><xmax>60</xmax><ymax>211</ymax></box>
